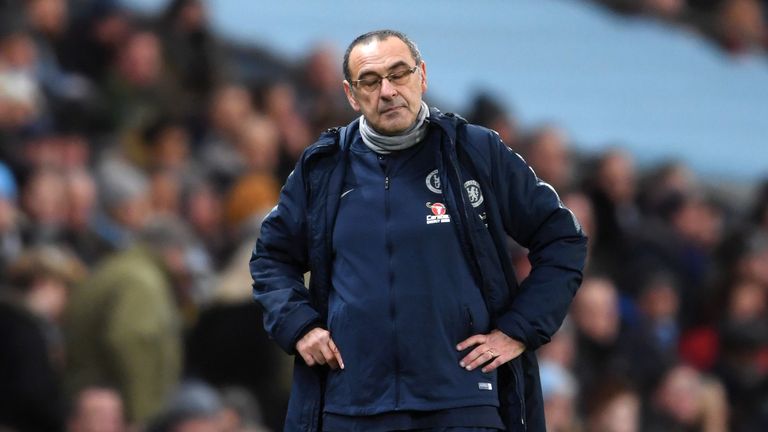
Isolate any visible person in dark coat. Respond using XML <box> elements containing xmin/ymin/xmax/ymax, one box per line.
<box><xmin>251</xmin><ymin>30</ymin><xmax>587</xmax><ymax>432</ymax></box>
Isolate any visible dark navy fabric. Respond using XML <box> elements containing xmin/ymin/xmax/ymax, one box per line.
<box><xmin>250</xmin><ymin>109</ymin><xmax>588</xmax><ymax>432</ymax></box>
<box><xmin>325</xmin><ymin>134</ymin><xmax>497</xmax><ymax>415</ymax></box>
<box><xmin>323</xmin><ymin>406</ymin><xmax>505</xmax><ymax>431</ymax></box>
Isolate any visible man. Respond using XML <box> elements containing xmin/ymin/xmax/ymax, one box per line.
<box><xmin>65</xmin><ymin>217</ymin><xmax>192</xmax><ymax>425</ymax></box>
<box><xmin>251</xmin><ymin>30</ymin><xmax>587</xmax><ymax>431</ymax></box>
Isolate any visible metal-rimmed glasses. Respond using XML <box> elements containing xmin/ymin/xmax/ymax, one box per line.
<box><xmin>349</xmin><ymin>64</ymin><xmax>420</xmax><ymax>92</ymax></box>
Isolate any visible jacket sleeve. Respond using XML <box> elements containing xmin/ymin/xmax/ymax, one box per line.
<box><xmin>250</xmin><ymin>161</ymin><xmax>322</xmax><ymax>354</ymax></box>
<box><xmin>484</xmin><ymin>133</ymin><xmax>588</xmax><ymax>350</ymax></box>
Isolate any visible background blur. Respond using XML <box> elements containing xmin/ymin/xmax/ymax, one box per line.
<box><xmin>0</xmin><ymin>0</ymin><xmax>766</xmax><ymax>431</ymax></box>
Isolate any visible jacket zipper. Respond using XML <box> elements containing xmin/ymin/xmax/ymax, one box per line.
<box><xmin>384</xmin><ymin>171</ymin><xmax>400</xmax><ymax>408</ymax></box>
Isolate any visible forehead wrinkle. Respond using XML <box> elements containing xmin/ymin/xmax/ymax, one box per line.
<box><xmin>348</xmin><ymin>38</ymin><xmax>415</xmax><ymax>79</ymax></box>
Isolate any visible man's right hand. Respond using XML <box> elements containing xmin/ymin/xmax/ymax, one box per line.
<box><xmin>295</xmin><ymin>327</ymin><xmax>345</xmax><ymax>370</ymax></box>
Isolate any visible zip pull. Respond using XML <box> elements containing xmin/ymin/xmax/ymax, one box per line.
<box><xmin>385</xmin><ymin>176</ymin><xmax>390</xmax><ymax>190</ymax></box>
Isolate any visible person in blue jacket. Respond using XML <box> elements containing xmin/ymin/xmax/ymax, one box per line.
<box><xmin>251</xmin><ymin>29</ymin><xmax>588</xmax><ymax>432</ymax></box>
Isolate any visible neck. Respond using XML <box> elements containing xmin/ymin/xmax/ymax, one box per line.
<box><xmin>359</xmin><ymin>101</ymin><xmax>429</xmax><ymax>154</ymax></box>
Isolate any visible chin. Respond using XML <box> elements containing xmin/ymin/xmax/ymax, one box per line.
<box><xmin>373</xmin><ymin>117</ymin><xmax>413</xmax><ymax>135</ymax></box>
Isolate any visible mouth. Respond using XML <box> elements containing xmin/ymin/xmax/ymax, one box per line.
<box><xmin>380</xmin><ymin>106</ymin><xmax>405</xmax><ymax>115</ymax></box>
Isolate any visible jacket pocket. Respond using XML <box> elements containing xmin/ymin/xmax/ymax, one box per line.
<box><xmin>498</xmin><ymin>358</ymin><xmax>527</xmax><ymax>432</ymax></box>
<box><xmin>511</xmin><ymin>358</ymin><xmax>527</xmax><ymax>430</ymax></box>
<box><xmin>464</xmin><ymin>305</ymin><xmax>475</xmax><ymax>337</ymax></box>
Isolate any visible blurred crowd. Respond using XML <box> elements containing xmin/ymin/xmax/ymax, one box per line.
<box><xmin>0</xmin><ymin>1</ymin><xmax>765</xmax><ymax>432</ymax></box>
<box><xmin>591</xmin><ymin>0</ymin><xmax>768</xmax><ymax>55</ymax></box>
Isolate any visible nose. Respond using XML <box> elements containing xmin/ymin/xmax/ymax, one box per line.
<box><xmin>379</xmin><ymin>76</ymin><xmax>398</xmax><ymax>98</ymax></box>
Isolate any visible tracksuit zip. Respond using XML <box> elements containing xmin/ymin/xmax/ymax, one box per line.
<box><xmin>383</xmin><ymin>170</ymin><xmax>401</xmax><ymax>408</ymax></box>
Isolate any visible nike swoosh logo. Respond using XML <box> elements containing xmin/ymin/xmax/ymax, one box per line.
<box><xmin>341</xmin><ymin>189</ymin><xmax>354</xmax><ymax>198</ymax></box>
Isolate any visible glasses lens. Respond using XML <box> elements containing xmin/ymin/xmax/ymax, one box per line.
<box><xmin>357</xmin><ymin>77</ymin><xmax>380</xmax><ymax>92</ymax></box>
<box><xmin>389</xmin><ymin>68</ymin><xmax>413</xmax><ymax>85</ymax></box>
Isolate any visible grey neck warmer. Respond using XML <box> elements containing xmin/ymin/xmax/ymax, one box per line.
<box><xmin>359</xmin><ymin>101</ymin><xmax>429</xmax><ymax>154</ymax></box>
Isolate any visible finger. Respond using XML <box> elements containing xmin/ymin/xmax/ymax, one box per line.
<box><xmin>481</xmin><ymin>356</ymin><xmax>507</xmax><ymax>373</ymax></box>
<box><xmin>299</xmin><ymin>350</ymin><xmax>315</xmax><ymax>366</ymax></box>
<box><xmin>460</xmin><ymin>346</ymin><xmax>494</xmax><ymax>370</ymax></box>
<box><xmin>456</xmin><ymin>334</ymin><xmax>488</xmax><ymax>351</ymax></box>
<box><xmin>329</xmin><ymin>338</ymin><xmax>345</xmax><ymax>370</ymax></box>
<box><xmin>310</xmin><ymin>351</ymin><xmax>327</xmax><ymax>366</ymax></box>
<box><xmin>318</xmin><ymin>343</ymin><xmax>339</xmax><ymax>369</ymax></box>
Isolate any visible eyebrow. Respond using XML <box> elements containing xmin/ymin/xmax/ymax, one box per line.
<box><xmin>357</xmin><ymin>60</ymin><xmax>411</xmax><ymax>79</ymax></box>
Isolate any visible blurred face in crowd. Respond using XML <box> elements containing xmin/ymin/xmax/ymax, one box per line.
<box><xmin>22</xmin><ymin>169</ymin><xmax>67</xmax><ymax>227</ymax></box>
<box><xmin>176</xmin><ymin>0</ymin><xmax>207</xmax><ymax>32</ymax></box>
<box><xmin>149</xmin><ymin>170</ymin><xmax>181</xmax><ymax>216</ymax></box>
<box><xmin>151</xmin><ymin>125</ymin><xmax>190</xmax><ymax>170</ymax></box>
<box><xmin>727</xmin><ymin>280</ymin><xmax>766</xmax><ymax>320</ymax></box>
<box><xmin>638</xmin><ymin>277</ymin><xmax>679</xmax><ymax>323</ymax></box>
<box><xmin>27</xmin><ymin>0</ymin><xmax>68</xmax><ymax>36</ymax></box>
<box><xmin>185</xmin><ymin>182</ymin><xmax>222</xmax><ymax>237</ymax></box>
<box><xmin>588</xmin><ymin>391</ymin><xmax>640</xmax><ymax>432</ymax></box>
<box><xmin>673</xmin><ymin>198</ymin><xmax>723</xmax><ymax>249</ymax></box>
<box><xmin>738</xmin><ymin>242</ymin><xmax>768</xmax><ymax>287</ymax></box>
<box><xmin>68</xmin><ymin>387</ymin><xmax>125</xmax><ymax>432</ymax></box>
<box><xmin>572</xmin><ymin>277</ymin><xmax>620</xmax><ymax>344</ymax></box>
<box><xmin>237</xmin><ymin>116</ymin><xmax>280</xmax><ymax>172</ymax></box>
<box><xmin>526</xmin><ymin>126</ymin><xmax>571</xmax><ymax>191</ymax></box>
<box><xmin>210</xmin><ymin>84</ymin><xmax>253</xmax><ymax>134</ymax></box>
<box><xmin>111</xmin><ymin>194</ymin><xmax>150</xmax><ymax>231</ymax></box>
<box><xmin>598</xmin><ymin>150</ymin><xmax>636</xmax><ymax>205</ymax></box>
<box><xmin>1</xmin><ymin>32</ymin><xmax>37</xmax><ymax>69</ymax></box>
<box><xmin>118</xmin><ymin>31</ymin><xmax>161</xmax><ymax>86</ymax></box>
<box><xmin>25</xmin><ymin>276</ymin><xmax>69</xmax><ymax>322</ymax></box>
<box><xmin>306</xmin><ymin>45</ymin><xmax>341</xmax><ymax>93</ymax></box>
<box><xmin>654</xmin><ymin>365</ymin><xmax>703</xmax><ymax>426</ymax></box>
<box><xmin>343</xmin><ymin>36</ymin><xmax>427</xmax><ymax>135</ymax></box>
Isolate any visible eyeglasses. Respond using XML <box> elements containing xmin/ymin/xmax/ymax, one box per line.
<box><xmin>350</xmin><ymin>64</ymin><xmax>420</xmax><ymax>92</ymax></box>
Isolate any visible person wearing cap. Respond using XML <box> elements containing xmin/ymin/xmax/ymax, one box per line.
<box><xmin>251</xmin><ymin>30</ymin><xmax>587</xmax><ymax>431</ymax></box>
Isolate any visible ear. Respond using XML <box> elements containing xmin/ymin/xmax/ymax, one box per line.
<box><xmin>419</xmin><ymin>61</ymin><xmax>428</xmax><ymax>94</ymax></box>
<box><xmin>343</xmin><ymin>80</ymin><xmax>361</xmax><ymax>112</ymax></box>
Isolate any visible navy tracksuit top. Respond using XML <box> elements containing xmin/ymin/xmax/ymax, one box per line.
<box><xmin>324</xmin><ymin>128</ymin><xmax>500</xmax><ymax>416</ymax></box>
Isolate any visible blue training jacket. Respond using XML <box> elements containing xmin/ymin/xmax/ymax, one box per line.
<box><xmin>250</xmin><ymin>108</ymin><xmax>588</xmax><ymax>431</ymax></box>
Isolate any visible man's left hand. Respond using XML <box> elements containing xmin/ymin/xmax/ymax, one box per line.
<box><xmin>456</xmin><ymin>329</ymin><xmax>526</xmax><ymax>373</ymax></box>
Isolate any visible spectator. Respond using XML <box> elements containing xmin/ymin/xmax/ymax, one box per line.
<box><xmin>297</xmin><ymin>43</ymin><xmax>356</xmax><ymax>137</ymax></box>
<box><xmin>65</xmin><ymin>217</ymin><xmax>195</xmax><ymax>426</ymax></box>
<box><xmin>520</xmin><ymin>125</ymin><xmax>573</xmax><ymax>192</ymax></box>
<box><xmin>62</xmin><ymin>168</ymin><xmax>109</xmax><ymax>265</ymax></box>
<box><xmin>0</xmin><ymin>245</ymin><xmax>87</xmax><ymax>432</ymax></box>
<box><xmin>159</xmin><ymin>0</ymin><xmax>223</xmax><ymax>107</ymax></box>
<box><xmin>713</xmin><ymin>318</ymin><xmax>768</xmax><ymax>430</ymax></box>
<box><xmin>67</xmin><ymin>386</ymin><xmax>126</xmax><ymax>432</ymax></box>
<box><xmin>571</xmin><ymin>276</ymin><xmax>631</xmax><ymax>404</ymax></box>
<box><xmin>252</xmin><ymin>80</ymin><xmax>311</xmax><ymax>181</ymax></box>
<box><xmin>586</xmin><ymin>148</ymin><xmax>641</xmax><ymax>278</ymax></box>
<box><xmin>199</xmin><ymin>83</ymin><xmax>257</xmax><ymax>188</ymax></box>
<box><xmin>466</xmin><ymin>92</ymin><xmax>518</xmax><ymax>148</ymax></box>
<box><xmin>646</xmin><ymin>363</ymin><xmax>729</xmax><ymax>432</ymax></box>
<box><xmin>584</xmin><ymin>378</ymin><xmax>641</xmax><ymax>432</ymax></box>
<box><xmin>20</xmin><ymin>167</ymin><xmax>68</xmax><ymax>245</ymax></box>
<box><xmin>0</xmin><ymin>28</ymin><xmax>44</xmax><ymax>131</ymax></box>
<box><xmin>146</xmin><ymin>380</ymin><xmax>224</xmax><ymax>432</ymax></box>
<box><xmin>92</xmin><ymin>157</ymin><xmax>150</xmax><ymax>250</ymax></box>
<box><xmin>100</xmin><ymin>28</ymin><xmax>180</xmax><ymax>133</ymax></box>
